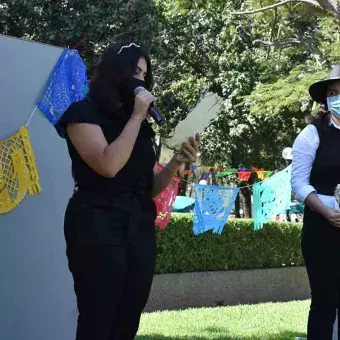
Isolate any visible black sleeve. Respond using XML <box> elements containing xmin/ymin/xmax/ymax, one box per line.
<box><xmin>54</xmin><ymin>99</ymin><xmax>102</xmax><ymax>138</ymax></box>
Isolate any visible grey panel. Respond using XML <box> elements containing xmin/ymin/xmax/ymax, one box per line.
<box><xmin>0</xmin><ymin>34</ymin><xmax>77</xmax><ymax>340</ymax></box>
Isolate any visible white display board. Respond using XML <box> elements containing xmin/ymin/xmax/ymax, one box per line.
<box><xmin>0</xmin><ymin>34</ymin><xmax>77</xmax><ymax>340</ymax></box>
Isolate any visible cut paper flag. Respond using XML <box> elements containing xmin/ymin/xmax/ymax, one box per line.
<box><xmin>0</xmin><ymin>127</ymin><xmax>42</xmax><ymax>214</ymax></box>
<box><xmin>265</xmin><ymin>171</ymin><xmax>273</xmax><ymax>178</ymax></box>
<box><xmin>257</xmin><ymin>171</ymin><xmax>272</xmax><ymax>180</ymax></box>
<box><xmin>217</xmin><ymin>168</ymin><xmax>238</xmax><ymax>177</ymax></box>
<box><xmin>153</xmin><ymin>163</ymin><xmax>181</xmax><ymax>229</ymax></box>
<box><xmin>252</xmin><ymin>167</ymin><xmax>272</xmax><ymax>180</ymax></box>
<box><xmin>238</xmin><ymin>171</ymin><xmax>251</xmax><ymax>182</ymax></box>
<box><xmin>201</xmin><ymin>172</ymin><xmax>209</xmax><ymax>180</ymax></box>
<box><xmin>253</xmin><ymin>165</ymin><xmax>292</xmax><ymax>230</ymax></box>
<box><xmin>38</xmin><ymin>48</ymin><xmax>89</xmax><ymax>125</ymax></box>
<box><xmin>252</xmin><ymin>166</ymin><xmax>264</xmax><ymax>180</ymax></box>
<box><xmin>194</xmin><ymin>184</ymin><xmax>239</xmax><ymax>235</ymax></box>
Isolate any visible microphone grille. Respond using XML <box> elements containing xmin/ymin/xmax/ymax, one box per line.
<box><xmin>133</xmin><ymin>86</ymin><xmax>145</xmax><ymax>95</ymax></box>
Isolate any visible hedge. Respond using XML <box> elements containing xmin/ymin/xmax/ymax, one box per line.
<box><xmin>155</xmin><ymin>213</ymin><xmax>304</xmax><ymax>274</ymax></box>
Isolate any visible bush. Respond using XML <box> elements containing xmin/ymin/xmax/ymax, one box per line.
<box><xmin>155</xmin><ymin>214</ymin><xmax>303</xmax><ymax>274</ymax></box>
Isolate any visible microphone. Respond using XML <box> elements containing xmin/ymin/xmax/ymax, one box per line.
<box><xmin>133</xmin><ymin>86</ymin><xmax>166</xmax><ymax>126</ymax></box>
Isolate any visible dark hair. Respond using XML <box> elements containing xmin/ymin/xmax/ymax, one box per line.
<box><xmin>89</xmin><ymin>42</ymin><xmax>153</xmax><ymax>114</ymax></box>
<box><xmin>311</xmin><ymin>102</ymin><xmax>331</xmax><ymax>130</ymax></box>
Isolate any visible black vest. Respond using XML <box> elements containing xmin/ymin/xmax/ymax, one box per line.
<box><xmin>310</xmin><ymin>123</ymin><xmax>340</xmax><ymax>196</ymax></box>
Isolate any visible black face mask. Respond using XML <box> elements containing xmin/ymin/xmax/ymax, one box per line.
<box><xmin>119</xmin><ymin>77</ymin><xmax>146</xmax><ymax>115</ymax></box>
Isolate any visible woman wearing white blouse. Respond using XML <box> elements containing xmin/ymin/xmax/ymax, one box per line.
<box><xmin>292</xmin><ymin>65</ymin><xmax>340</xmax><ymax>339</ymax></box>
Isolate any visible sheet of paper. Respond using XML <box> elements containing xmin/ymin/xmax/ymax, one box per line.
<box><xmin>163</xmin><ymin>92</ymin><xmax>223</xmax><ymax>150</ymax></box>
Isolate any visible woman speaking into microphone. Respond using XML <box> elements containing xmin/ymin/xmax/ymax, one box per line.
<box><xmin>56</xmin><ymin>42</ymin><xmax>199</xmax><ymax>340</ymax></box>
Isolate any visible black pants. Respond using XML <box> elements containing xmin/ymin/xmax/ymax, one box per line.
<box><xmin>64</xmin><ymin>192</ymin><xmax>156</xmax><ymax>340</ymax></box>
<box><xmin>302</xmin><ymin>208</ymin><xmax>340</xmax><ymax>339</ymax></box>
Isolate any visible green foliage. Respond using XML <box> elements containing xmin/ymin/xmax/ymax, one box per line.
<box><xmin>152</xmin><ymin>0</ymin><xmax>319</xmax><ymax>169</ymax></box>
<box><xmin>0</xmin><ymin>0</ymin><xmax>159</xmax><ymax>70</ymax></box>
<box><xmin>155</xmin><ymin>214</ymin><xmax>303</xmax><ymax>274</ymax></box>
<box><xmin>243</xmin><ymin>65</ymin><xmax>328</xmax><ymax>116</ymax></box>
<box><xmin>240</xmin><ymin>12</ymin><xmax>340</xmax><ymax>119</ymax></box>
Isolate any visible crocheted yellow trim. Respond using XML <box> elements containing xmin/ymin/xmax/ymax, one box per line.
<box><xmin>0</xmin><ymin>127</ymin><xmax>42</xmax><ymax>214</ymax></box>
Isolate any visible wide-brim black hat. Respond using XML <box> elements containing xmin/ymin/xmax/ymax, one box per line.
<box><xmin>309</xmin><ymin>65</ymin><xmax>340</xmax><ymax>103</ymax></box>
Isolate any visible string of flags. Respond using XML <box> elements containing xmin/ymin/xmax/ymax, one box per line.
<box><xmin>192</xmin><ymin>165</ymin><xmax>292</xmax><ymax>235</ymax></box>
<box><xmin>157</xmin><ymin>163</ymin><xmax>292</xmax><ymax>233</ymax></box>
<box><xmin>178</xmin><ymin>164</ymin><xmax>274</xmax><ymax>182</ymax></box>
<box><xmin>1</xmin><ymin>48</ymin><xmax>88</xmax><ymax>214</ymax></box>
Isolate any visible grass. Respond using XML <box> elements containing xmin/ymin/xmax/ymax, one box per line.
<box><xmin>137</xmin><ymin>300</ymin><xmax>309</xmax><ymax>340</ymax></box>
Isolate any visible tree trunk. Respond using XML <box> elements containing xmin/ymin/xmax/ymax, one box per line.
<box><xmin>240</xmin><ymin>186</ymin><xmax>252</xmax><ymax>218</ymax></box>
<box><xmin>155</xmin><ymin>139</ymin><xmax>162</xmax><ymax>162</ymax></box>
<box><xmin>234</xmin><ymin>193</ymin><xmax>241</xmax><ymax>218</ymax></box>
<box><xmin>178</xmin><ymin>163</ymin><xmax>189</xmax><ymax>196</ymax></box>
<box><xmin>179</xmin><ymin>176</ymin><xmax>188</xmax><ymax>196</ymax></box>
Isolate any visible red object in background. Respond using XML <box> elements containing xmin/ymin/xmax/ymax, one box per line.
<box><xmin>153</xmin><ymin>163</ymin><xmax>181</xmax><ymax>229</ymax></box>
<box><xmin>238</xmin><ymin>171</ymin><xmax>251</xmax><ymax>182</ymax></box>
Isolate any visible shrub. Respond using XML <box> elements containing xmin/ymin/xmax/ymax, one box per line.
<box><xmin>155</xmin><ymin>214</ymin><xmax>303</xmax><ymax>274</ymax></box>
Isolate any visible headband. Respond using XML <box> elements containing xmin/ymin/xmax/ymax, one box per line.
<box><xmin>117</xmin><ymin>43</ymin><xmax>140</xmax><ymax>55</ymax></box>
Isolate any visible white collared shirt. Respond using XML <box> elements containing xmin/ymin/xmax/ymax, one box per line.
<box><xmin>291</xmin><ymin>118</ymin><xmax>340</xmax><ymax>209</ymax></box>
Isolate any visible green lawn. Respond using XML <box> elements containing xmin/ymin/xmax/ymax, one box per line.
<box><xmin>137</xmin><ymin>300</ymin><xmax>309</xmax><ymax>340</ymax></box>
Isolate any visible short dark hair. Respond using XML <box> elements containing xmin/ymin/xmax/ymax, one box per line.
<box><xmin>89</xmin><ymin>41</ymin><xmax>153</xmax><ymax>114</ymax></box>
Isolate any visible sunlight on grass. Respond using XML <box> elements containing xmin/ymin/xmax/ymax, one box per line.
<box><xmin>137</xmin><ymin>300</ymin><xmax>309</xmax><ymax>340</ymax></box>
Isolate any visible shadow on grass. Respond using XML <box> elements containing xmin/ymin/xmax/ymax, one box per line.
<box><xmin>137</xmin><ymin>327</ymin><xmax>306</xmax><ymax>340</ymax></box>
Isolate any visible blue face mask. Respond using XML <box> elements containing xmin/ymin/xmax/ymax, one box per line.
<box><xmin>327</xmin><ymin>95</ymin><xmax>340</xmax><ymax>118</ymax></box>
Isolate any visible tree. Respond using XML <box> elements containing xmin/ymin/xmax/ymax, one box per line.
<box><xmin>228</xmin><ymin>2</ymin><xmax>339</xmax><ymax>215</ymax></box>
<box><xmin>239</xmin><ymin>10</ymin><xmax>340</xmax><ymax>122</ymax></box>
<box><xmin>233</xmin><ymin>0</ymin><xmax>340</xmax><ymax>19</ymax></box>
<box><xmin>0</xmin><ymin>0</ymin><xmax>160</xmax><ymax>71</ymax></box>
